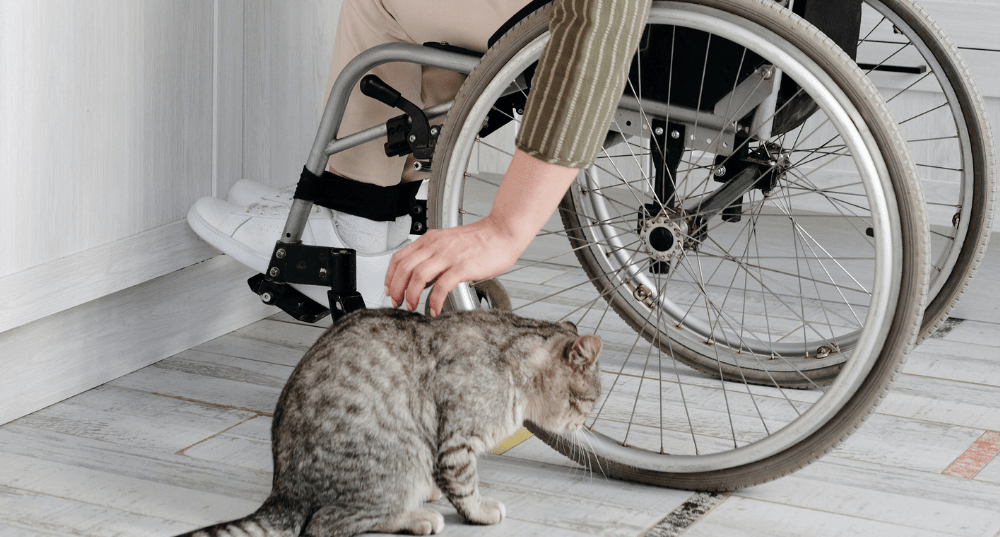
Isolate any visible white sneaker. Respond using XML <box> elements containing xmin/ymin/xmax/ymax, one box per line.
<box><xmin>187</xmin><ymin>196</ymin><xmax>402</xmax><ymax>309</ymax></box>
<box><xmin>227</xmin><ymin>179</ymin><xmax>294</xmax><ymax>206</ymax></box>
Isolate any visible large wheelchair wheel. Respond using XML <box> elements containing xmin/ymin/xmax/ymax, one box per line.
<box><xmin>856</xmin><ymin>0</ymin><xmax>995</xmax><ymax>342</ymax></box>
<box><xmin>429</xmin><ymin>0</ymin><xmax>929</xmax><ymax>490</ymax></box>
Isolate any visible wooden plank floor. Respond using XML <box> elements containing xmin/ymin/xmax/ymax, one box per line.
<box><xmin>6</xmin><ymin>263</ymin><xmax>1000</xmax><ymax>536</ymax></box>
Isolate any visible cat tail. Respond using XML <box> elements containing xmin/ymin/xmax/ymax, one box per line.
<box><xmin>174</xmin><ymin>498</ymin><xmax>306</xmax><ymax>537</ymax></box>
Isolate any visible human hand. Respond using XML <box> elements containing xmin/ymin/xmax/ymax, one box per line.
<box><xmin>384</xmin><ymin>215</ymin><xmax>532</xmax><ymax>316</ymax></box>
<box><xmin>385</xmin><ymin>149</ymin><xmax>579</xmax><ymax>315</ymax></box>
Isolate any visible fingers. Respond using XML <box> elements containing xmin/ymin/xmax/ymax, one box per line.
<box><xmin>404</xmin><ymin>258</ymin><xmax>444</xmax><ymax>311</ymax></box>
<box><xmin>385</xmin><ymin>237</ymin><xmax>423</xmax><ymax>297</ymax></box>
<box><xmin>427</xmin><ymin>270</ymin><xmax>464</xmax><ymax>317</ymax></box>
<box><xmin>386</xmin><ymin>233</ymin><xmax>453</xmax><ymax>311</ymax></box>
<box><xmin>387</xmin><ymin>246</ymin><xmax>433</xmax><ymax>309</ymax></box>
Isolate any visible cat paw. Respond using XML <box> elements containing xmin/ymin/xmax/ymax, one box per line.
<box><xmin>427</xmin><ymin>510</ymin><xmax>445</xmax><ymax>534</ymax></box>
<box><xmin>403</xmin><ymin>508</ymin><xmax>445</xmax><ymax>535</ymax></box>
<box><xmin>466</xmin><ymin>498</ymin><xmax>505</xmax><ymax>525</ymax></box>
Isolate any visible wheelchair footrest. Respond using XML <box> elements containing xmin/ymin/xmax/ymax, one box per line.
<box><xmin>248</xmin><ymin>274</ymin><xmax>330</xmax><ymax>324</ymax></box>
<box><xmin>329</xmin><ymin>290</ymin><xmax>366</xmax><ymax>322</ymax></box>
<box><xmin>247</xmin><ymin>242</ymin><xmax>368</xmax><ymax>324</ymax></box>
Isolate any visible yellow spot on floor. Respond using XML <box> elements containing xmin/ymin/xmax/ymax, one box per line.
<box><xmin>489</xmin><ymin>427</ymin><xmax>533</xmax><ymax>455</ymax></box>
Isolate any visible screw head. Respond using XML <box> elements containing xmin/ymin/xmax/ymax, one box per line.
<box><xmin>654</xmin><ymin>127</ymin><xmax>665</xmax><ymax>136</ymax></box>
<box><xmin>633</xmin><ymin>285</ymin><xmax>650</xmax><ymax>300</ymax></box>
<box><xmin>714</xmin><ymin>165</ymin><xmax>727</xmax><ymax>177</ymax></box>
<box><xmin>761</xmin><ymin>66</ymin><xmax>775</xmax><ymax>79</ymax></box>
<box><xmin>815</xmin><ymin>345</ymin><xmax>833</xmax><ymax>359</ymax></box>
<box><xmin>430</xmin><ymin>126</ymin><xmax>440</xmax><ymax>136</ymax></box>
<box><xmin>260</xmin><ymin>292</ymin><xmax>273</xmax><ymax>304</ymax></box>
<box><xmin>670</xmin><ymin>130</ymin><xmax>681</xmax><ymax>139</ymax></box>
<box><xmin>275</xmin><ymin>249</ymin><xmax>286</xmax><ymax>259</ymax></box>
<box><xmin>269</xmin><ymin>267</ymin><xmax>280</xmax><ymax>277</ymax></box>
<box><xmin>408</xmin><ymin>134</ymin><xmax>417</xmax><ymax>143</ymax></box>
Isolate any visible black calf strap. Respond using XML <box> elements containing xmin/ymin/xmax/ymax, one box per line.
<box><xmin>294</xmin><ymin>166</ymin><xmax>421</xmax><ymax>222</ymax></box>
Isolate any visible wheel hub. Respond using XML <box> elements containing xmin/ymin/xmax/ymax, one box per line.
<box><xmin>640</xmin><ymin>214</ymin><xmax>687</xmax><ymax>262</ymax></box>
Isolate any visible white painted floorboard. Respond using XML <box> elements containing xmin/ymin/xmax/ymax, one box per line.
<box><xmin>7</xmin><ymin>302</ymin><xmax>1000</xmax><ymax>535</ymax></box>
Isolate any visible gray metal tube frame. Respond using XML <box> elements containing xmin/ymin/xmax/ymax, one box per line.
<box><xmin>280</xmin><ymin>43</ymin><xmax>481</xmax><ymax>245</ymax></box>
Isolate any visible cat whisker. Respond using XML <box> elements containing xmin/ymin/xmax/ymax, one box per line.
<box><xmin>578</xmin><ymin>431</ymin><xmax>610</xmax><ymax>482</ymax></box>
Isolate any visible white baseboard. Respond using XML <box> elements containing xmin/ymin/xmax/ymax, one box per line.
<box><xmin>0</xmin><ymin>255</ymin><xmax>276</xmax><ymax>425</ymax></box>
<box><xmin>0</xmin><ymin>220</ymin><xmax>220</xmax><ymax>334</ymax></box>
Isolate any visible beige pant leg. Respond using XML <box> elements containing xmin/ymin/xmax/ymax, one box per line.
<box><xmin>325</xmin><ymin>0</ymin><xmax>530</xmax><ymax>186</ymax></box>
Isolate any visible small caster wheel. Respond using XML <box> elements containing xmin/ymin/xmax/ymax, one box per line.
<box><xmin>426</xmin><ymin>279</ymin><xmax>511</xmax><ymax>316</ymax></box>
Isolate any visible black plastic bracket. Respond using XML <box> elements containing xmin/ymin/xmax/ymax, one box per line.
<box><xmin>248</xmin><ymin>274</ymin><xmax>330</xmax><ymax>324</ymax></box>
<box><xmin>248</xmin><ymin>242</ymin><xmax>366</xmax><ymax>323</ymax></box>
<box><xmin>361</xmin><ymin>75</ymin><xmax>439</xmax><ymax>160</ymax></box>
<box><xmin>410</xmin><ymin>199</ymin><xmax>428</xmax><ymax>235</ymax></box>
<box><xmin>712</xmin><ymin>141</ymin><xmax>784</xmax><ymax>223</ymax></box>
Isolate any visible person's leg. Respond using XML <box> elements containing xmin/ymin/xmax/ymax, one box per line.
<box><xmin>190</xmin><ymin>0</ymin><xmax>530</xmax><ymax>307</ymax></box>
<box><xmin>323</xmin><ymin>0</ymin><xmax>421</xmax><ymax>187</ymax></box>
<box><xmin>321</xmin><ymin>0</ymin><xmax>531</xmax><ymax>250</ymax></box>
<box><xmin>329</xmin><ymin>0</ymin><xmax>530</xmax><ymax>186</ymax></box>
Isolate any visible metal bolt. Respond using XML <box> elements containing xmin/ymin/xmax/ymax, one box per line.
<box><xmin>670</xmin><ymin>130</ymin><xmax>681</xmax><ymax>139</ymax></box>
<box><xmin>633</xmin><ymin>285</ymin><xmax>650</xmax><ymax>300</ymax></box>
<box><xmin>408</xmin><ymin>134</ymin><xmax>417</xmax><ymax>143</ymax></box>
<box><xmin>815</xmin><ymin>345</ymin><xmax>833</xmax><ymax>359</ymax></box>
<box><xmin>260</xmin><ymin>292</ymin><xmax>273</xmax><ymax>304</ymax></box>
<box><xmin>952</xmin><ymin>211</ymin><xmax>961</xmax><ymax>227</ymax></box>
<box><xmin>269</xmin><ymin>267</ymin><xmax>280</xmax><ymax>277</ymax></box>
<box><xmin>275</xmin><ymin>249</ymin><xmax>286</xmax><ymax>259</ymax></box>
<box><xmin>516</xmin><ymin>108</ymin><xmax>524</xmax><ymax>115</ymax></box>
<box><xmin>714</xmin><ymin>165</ymin><xmax>727</xmax><ymax>177</ymax></box>
<box><xmin>430</xmin><ymin>126</ymin><xmax>440</xmax><ymax>136</ymax></box>
<box><xmin>761</xmin><ymin>66</ymin><xmax>775</xmax><ymax>80</ymax></box>
<box><xmin>318</xmin><ymin>268</ymin><xmax>328</xmax><ymax>281</ymax></box>
<box><xmin>654</xmin><ymin>126</ymin><xmax>664</xmax><ymax>136</ymax></box>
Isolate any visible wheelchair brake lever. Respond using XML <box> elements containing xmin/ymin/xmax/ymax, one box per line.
<box><xmin>360</xmin><ymin>74</ymin><xmax>438</xmax><ymax>160</ymax></box>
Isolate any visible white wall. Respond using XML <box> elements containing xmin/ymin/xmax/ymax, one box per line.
<box><xmin>0</xmin><ymin>0</ymin><xmax>343</xmax><ymax>424</ymax></box>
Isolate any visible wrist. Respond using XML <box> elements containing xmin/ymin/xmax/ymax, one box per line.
<box><xmin>482</xmin><ymin>212</ymin><xmax>536</xmax><ymax>250</ymax></box>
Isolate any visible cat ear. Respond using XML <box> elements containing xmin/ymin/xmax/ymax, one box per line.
<box><xmin>567</xmin><ymin>335</ymin><xmax>602</xmax><ymax>372</ymax></box>
<box><xmin>557</xmin><ymin>321</ymin><xmax>578</xmax><ymax>334</ymax></box>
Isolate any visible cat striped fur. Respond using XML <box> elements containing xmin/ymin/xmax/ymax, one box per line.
<box><xmin>176</xmin><ymin>308</ymin><xmax>602</xmax><ymax>537</ymax></box>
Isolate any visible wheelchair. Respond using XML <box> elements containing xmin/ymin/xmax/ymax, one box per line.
<box><xmin>254</xmin><ymin>0</ymin><xmax>995</xmax><ymax>491</ymax></box>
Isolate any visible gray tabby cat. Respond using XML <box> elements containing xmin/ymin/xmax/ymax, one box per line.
<box><xmin>178</xmin><ymin>308</ymin><xmax>602</xmax><ymax>537</ymax></box>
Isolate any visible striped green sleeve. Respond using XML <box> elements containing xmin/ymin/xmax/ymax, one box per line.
<box><xmin>515</xmin><ymin>0</ymin><xmax>650</xmax><ymax>168</ymax></box>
